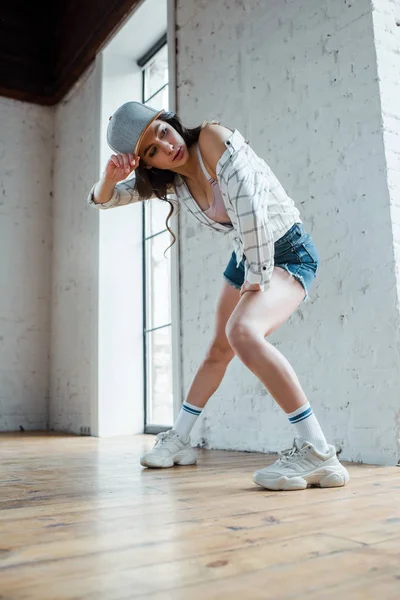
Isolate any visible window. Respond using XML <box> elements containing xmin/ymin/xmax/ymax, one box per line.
<box><xmin>143</xmin><ymin>42</ymin><xmax>169</xmax><ymax>111</ymax></box>
<box><xmin>141</xmin><ymin>39</ymin><xmax>174</xmax><ymax>432</ymax></box>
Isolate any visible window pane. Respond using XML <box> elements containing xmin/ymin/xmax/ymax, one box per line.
<box><xmin>145</xmin><ymin>230</ymin><xmax>172</xmax><ymax>330</ymax></box>
<box><xmin>144</xmin><ymin>45</ymin><xmax>168</xmax><ymax>101</ymax></box>
<box><xmin>145</xmin><ymin>85</ymin><xmax>169</xmax><ymax>112</ymax></box>
<box><xmin>146</xmin><ymin>326</ymin><xmax>173</xmax><ymax>426</ymax></box>
<box><xmin>143</xmin><ymin>42</ymin><xmax>174</xmax><ymax>431</ymax></box>
<box><xmin>145</xmin><ymin>199</ymin><xmax>170</xmax><ymax>238</ymax></box>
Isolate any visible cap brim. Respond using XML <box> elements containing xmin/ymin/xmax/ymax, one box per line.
<box><xmin>134</xmin><ymin>109</ymin><xmax>165</xmax><ymax>156</ymax></box>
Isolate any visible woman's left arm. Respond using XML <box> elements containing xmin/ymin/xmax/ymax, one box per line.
<box><xmin>199</xmin><ymin>125</ymin><xmax>274</xmax><ymax>293</ymax></box>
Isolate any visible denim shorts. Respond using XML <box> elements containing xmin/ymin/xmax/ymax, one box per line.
<box><xmin>223</xmin><ymin>223</ymin><xmax>320</xmax><ymax>300</ymax></box>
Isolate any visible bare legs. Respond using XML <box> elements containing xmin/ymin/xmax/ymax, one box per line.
<box><xmin>184</xmin><ymin>268</ymin><xmax>308</xmax><ymax>415</ymax></box>
<box><xmin>225</xmin><ymin>267</ymin><xmax>307</xmax><ymax>413</ymax></box>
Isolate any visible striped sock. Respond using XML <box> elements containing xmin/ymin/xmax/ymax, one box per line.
<box><xmin>287</xmin><ymin>401</ymin><xmax>329</xmax><ymax>453</ymax></box>
<box><xmin>173</xmin><ymin>402</ymin><xmax>203</xmax><ymax>439</ymax></box>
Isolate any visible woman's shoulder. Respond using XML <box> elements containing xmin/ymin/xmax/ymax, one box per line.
<box><xmin>198</xmin><ymin>122</ymin><xmax>233</xmax><ymax>175</ymax></box>
<box><xmin>199</xmin><ymin>122</ymin><xmax>233</xmax><ymax>146</ymax></box>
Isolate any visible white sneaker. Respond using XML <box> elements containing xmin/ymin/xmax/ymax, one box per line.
<box><xmin>140</xmin><ymin>429</ymin><xmax>197</xmax><ymax>468</ymax></box>
<box><xmin>253</xmin><ymin>438</ymin><xmax>349</xmax><ymax>491</ymax></box>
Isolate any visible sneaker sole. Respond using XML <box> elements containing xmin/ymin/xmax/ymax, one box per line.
<box><xmin>140</xmin><ymin>454</ymin><xmax>197</xmax><ymax>469</ymax></box>
<box><xmin>253</xmin><ymin>466</ymin><xmax>350</xmax><ymax>491</ymax></box>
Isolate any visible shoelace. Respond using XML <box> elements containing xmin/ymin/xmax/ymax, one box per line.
<box><xmin>277</xmin><ymin>444</ymin><xmax>305</xmax><ymax>465</ymax></box>
<box><xmin>154</xmin><ymin>431</ymin><xmax>179</xmax><ymax>449</ymax></box>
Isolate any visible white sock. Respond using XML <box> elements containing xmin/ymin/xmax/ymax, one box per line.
<box><xmin>287</xmin><ymin>402</ymin><xmax>329</xmax><ymax>453</ymax></box>
<box><xmin>173</xmin><ymin>402</ymin><xmax>203</xmax><ymax>439</ymax></box>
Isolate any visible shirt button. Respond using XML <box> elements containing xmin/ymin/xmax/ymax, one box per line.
<box><xmin>262</xmin><ymin>266</ymin><xmax>266</xmax><ymax>271</ymax></box>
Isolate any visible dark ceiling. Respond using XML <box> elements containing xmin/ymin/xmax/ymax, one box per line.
<box><xmin>0</xmin><ymin>0</ymin><xmax>140</xmax><ymax>106</ymax></box>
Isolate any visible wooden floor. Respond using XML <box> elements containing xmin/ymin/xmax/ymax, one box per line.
<box><xmin>0</xmin><ymin>433</ymin><xmax>400</xmax><ymax>600</ymax></box>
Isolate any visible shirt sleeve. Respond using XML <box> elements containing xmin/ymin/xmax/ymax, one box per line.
<box><xmin>225</xmin><ymin>162</ymin><xmax>274</xmax><ymax>292</ymax></box>
<box><xmin>87</xmin><ymin>175</ymin><xmax>142</xmax><ymax>210</ymax></box>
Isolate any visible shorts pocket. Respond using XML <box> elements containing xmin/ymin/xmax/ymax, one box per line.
<box><xmin>293</xmin><ymin>238</ymin><xmax>320</xmax><ymax>271</ymax></box>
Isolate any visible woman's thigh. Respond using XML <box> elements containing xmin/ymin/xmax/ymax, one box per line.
<box><xmin>226</xmin><ymin>266</ymin><xmax>305</xmax><ymax>339</ymax></box>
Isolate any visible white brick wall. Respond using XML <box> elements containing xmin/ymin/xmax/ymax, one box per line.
<box><xmin>49</xmin><ymin>66</ymin><xmax>101</xmax><ymax>433</ymax></box>
<box><xmin>372</xmin><ymin>0</ymin><xmax>400</xmax><ymax>461</ymax></box>
<box><xmin>0</xmin><ymin>98</ymin><xmax>53</xmax><ymax>431</ymax></box>
<box><xmin>177</xmin><ymin>0</ymin><xmax>400</xmax><ymax>464</ymax></box>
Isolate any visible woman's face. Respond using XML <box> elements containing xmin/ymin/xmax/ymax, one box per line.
<box><xmin>138</xmin><ymin>119</ymin><xmax>188</xmax><ymax>170</ymax></box>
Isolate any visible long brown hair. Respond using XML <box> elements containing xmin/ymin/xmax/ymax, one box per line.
<box><xmin>134</xmin><ymin>111</ymin><xmax>203</xmax><ymax>255</ymax></box>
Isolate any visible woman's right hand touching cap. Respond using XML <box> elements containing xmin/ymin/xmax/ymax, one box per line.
<box><xmin>104</xmin><ymin>152</ymin><xmax>140</xmax><ymax>183</ymax></box>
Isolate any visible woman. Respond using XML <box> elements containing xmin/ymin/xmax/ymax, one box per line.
<box><xmin>88</xmin><ymin>101</ymin><xmax>349</xmax><ymax>491</ymax></box>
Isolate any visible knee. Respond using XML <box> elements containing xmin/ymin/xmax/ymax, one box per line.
<box><xmin>204</xmin><ymin>340</ymin><xmax>235</xmax><ymax>365</ymax></box>
<box><xmin>225</xmin><ymin>318</ymin><xmax>258</xmax><ymax>352</ymax></box>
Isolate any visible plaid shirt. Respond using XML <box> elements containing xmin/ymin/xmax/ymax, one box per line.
<box><xmin>88</xmin><ymin>129</ymin><xmax>301</xmax><ymax>290</ymax></box>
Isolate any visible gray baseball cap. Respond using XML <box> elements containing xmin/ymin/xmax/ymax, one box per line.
<box><xmin>107</xmin><ymin>101</ymin><xmax>164</xmax><ymax>155</ymax></box>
